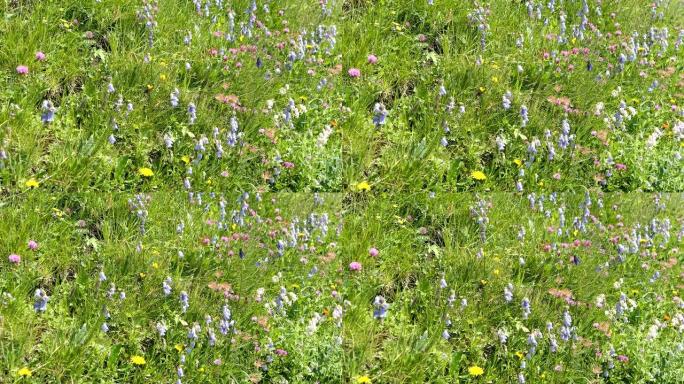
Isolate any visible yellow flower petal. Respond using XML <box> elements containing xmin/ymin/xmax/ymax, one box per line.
<box><xmin>356</xmin><ymin>181</ymin><xmax>371</xmax><ymax>191</ymax></box>
<box><xmin>138</xmin><ymin>167</ymin><xmax>154</xmax><ymax>177</ymax></box>
<box><xmin>468</xmin><ymin>365</ymin><xmax>484</xmax><ymax>376</ymax></box>
<box><xmin>471</xmin><ymin>171</ymin><xmax>487</xmax><ymax>181</ymax></box>
<box><xmin>25</xmin><ymin>178</ymin><xmax>40</xmax><ymax>188</ymax></box>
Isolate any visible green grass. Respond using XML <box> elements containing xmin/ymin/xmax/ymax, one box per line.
<box><xmin>2</xmin><ymin>192</ymin><xmax>684</xmax><ymax>382</ymax></box>
<box><xmin>1</xmin><ymin>0</ymin><xmax>684</xmax><ymax>382</ymax></box>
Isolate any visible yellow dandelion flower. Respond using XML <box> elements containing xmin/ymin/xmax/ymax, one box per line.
<box><xmin>181</xmin><ymin>155</ymin><xmax>191</xmax><ymax>164</ymax></box>
<box><xmin>515</xmin><ymin>351</ymin><xmax>524</xmax><ymax>359</ymax></box>
<box><xmin>138</xmin><ymin>167</ymin><xmax>154</xmax><ymax>177</ymax></box>
<box><xmin>25</xmin><ymin>178</ymin><xmax>40</xmax><ymax>188</ymax></box>
<box><xmin>356</xmin><ymin>181</ymin><xmax>371</xmax><ymax>191</ymax></box>
<box><xmin>471</xmin><ymin>171</ymin><xmax>487</xmax><ymax>181</ymax></box>
<box><xmin>175</xmin><ymin>344</ymin><xmax>184</xmax><ymax>352</ymax></box>
<box><xmin>513</xmin><ymin>159</ymin><xmax>523</xmax><ymax>167</ymax></box>
<box><xmin>356</xmin><ymin>376</ymin><xmax>372</xmax><ymax>384</ymax></box>
<box><xmin>130</xmin><ymin>355</ymin><xmax>146</xmax><ymax>365</ymax></box>
<box><xmin>17</xmin><ymin>367</ymin><xmax>32</xmax><ymax>377</ymax></box>
<box><xmin>468</xmin><ymin>365</ymin><xmax>484</xmax><ymax>376</ymax></box>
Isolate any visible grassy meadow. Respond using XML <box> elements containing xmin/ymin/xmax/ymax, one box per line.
<box><xmin>1</xmin><ymin>0</ymin><xmax>684</xmax><ymax>383</ymax></box>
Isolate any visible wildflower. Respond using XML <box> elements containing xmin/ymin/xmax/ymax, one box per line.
<box><xmin>180</xmin><ymin>291</ymin><xmax>189</xmax><ymax>313</ymax></box>
<box><xmin>527</xmin><ymin>329</ymin><xmax>542</xmax><ymax>357</ymax></box>
<box><xmin>34</xmin><ymin>289</ymin><xmax>49</xmax><ymax>312</ymax></box>
<box><xmin>502</xmin><ymin>91</ymin><xmax>512</xmax><ymax>110</ymax></box>
<box><xmin>442</xmin><ymin>329</ymin><xmax>450</xmax><ymax>340</ymax></box>
<box><xmin>357</xmin><ymin>375</ymin><xmax>372</xmax><ymax>383</ymax></box>
<box><xmin>8</xmin><ymin>254</ymin><xmax>21</xmax><ymax>264</ymax></box>
<box><xmin>349</xmin><ymin>261</ymin><xmax>362</xmax><ymax>271</ymax></box>
<box><xmin>228</xmin><ymin>114</ymin><xmax>240</xmax><ymax>147</ymax></box>
<box><xmin>504</xmin><ymin>283</ymin><xmax>513</xmax><ymax>302</ymax></box>
<box><xmin>356</xmin><ymin>181</ymin><xmax>371</xmax><ymax>191</ymax></box>
<box><xmin>27</xmin><ymin>240</ymin><xmax>38</xmax><ymax>250</ymax></box>
<box><xmin>367</xmin><ymin>54</ymin><xmax>378</xmax><ymax>64</ymax></box>
<box><xmin>369</xmin><ymin>247</ymin><xmax>379</xmax><ymax>257</ymax></box>
<box><xmin>471</xmin><ymin>171</ymin><xmax>487</xmax><ymax>181</ymax></box>
<box><xmin>520</xmin><ymin>105</ymin><xmax>529</xmax><ymax>127</ymax></box>
<box><xmin>41</xmin><ymin>100</ymin><xmax>56</xmax><ymax>123</ymax></box>
<box><xmin>317</xmin><ymin>124</ymin><xmax>333</xmax><ymax>147</ymax></box>
<box><xmin>373</xmin><ymin>295</ymin><xmax>389</xmax><ymax>319</ymax></box>
<box><xmin>17</xmin><ymin>367</ymin><xmax>32</xmax><ymax>377</ymax></box>
<box><xmin>440</xmin><ymin>275</ymin><xmax>448</xmax><ymax>289</ymax></box>
<box><xmin>170</xmin><ymin>88</ymin><xmax>179</xmax><ymax>108</ymax></box>
<box><xmin>440</xmin><ymin>137</ymin><xmax>448</xmax><ymax>147</ymax></box>
<box><xmin>521</xmin><ymin>297</ymin><xmax>531</xmax><ymax>319</ymax></box>
<box><xmin>138</xmin><ymin>167</ymin><xmax>154</xmax><ymax>177</ymax></box>
<box><xmin>497</xmin><ymin>328</ymin><xmax>509</xmax><ymax>344</ymax></box>
<box><xmin>130</xmin><ymin>355</ymin><xmax>146</xmax><ymax>365</ymax></box>
<box><xmin>468</xmin><ymin>365</ymin><xmax>484</xmax><ymax>376</ymax></box>
<box><xmin>25</xmin><ymin>179</ymin><xmax>39</xmax><ymax>188</ymax></box>
<box><xmin>163</xmin><ymin>277</ymin><xmax>172</xmax><ymax>296</ymax></box>
<box><xmin>372</xmin><ymin>103</ymin><xmax>387</xmax><ymax>127</ymax></box>
<box><xmin>16</xmin><ymin>65</ymin><xmax>29</xmax><ymax>75</ymax></box>
<box><xmin>156</xmin><ymin>321</ymin><xmax>167</xmax><ymax>337</ymax></box>
<box><xmin>348</xmin><ymin>68</ymin><xmax>361</xmax><ymax>78</ymax></box>
<box><xmin>188</xmin><ymin>103</ymin><xmax>197</xmax><ymax>124</ymax></box>
<box><xmin>35</xmin><ymin>51</ymin><xmax>46</xmax><ymax>61</ymax></box>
